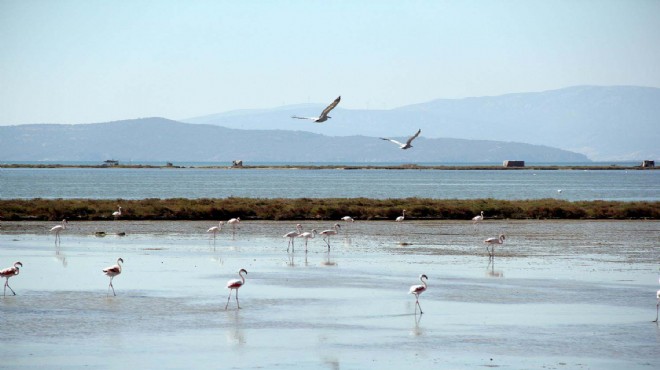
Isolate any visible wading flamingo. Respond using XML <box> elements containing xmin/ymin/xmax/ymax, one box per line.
<box><xmin>472</xmin><ymin>211</ymin><xmax>484</xmax><ymax>224</ymax></box>
<box><xmin>291</xmin><ymin>96</ymin><xmax>341</xmax><ymax>123</ymax></box>
<box><xmin>380</xmin><ymin>129</ymin><xmax>421</xmax><ymax>150</ymax></box>
<box><xmin>484</xmin><ymin>234</ymin><xmax>506</xmax><ymax>258</ymax></box>
<box><xmin>1</xmin><ymin>261</ymin><xmax>22</xmax><ymax>297</ymax></box>
<box><xmin>341</xmin><ymin>216</ymin><xmax>355</xmax><ymax>222</ymax></box>
<box><xmin>112</xmin><ymin>206</ymin><xmax>122</xmax><ymax>219</ymax></box>
<box><xmin>227</xmin><ymin>217</ymin><xmax>240</xmax><ymax>231</ymax></box>
<box><xmin>50</xmin><ymin>219</ymin><xmax>67</xmax><ymax>243</ymax></box>
<box><xmin>225</xmin><ymin>268</ymin><xmax>248</xmax><ymax>310</ymax></box>
<box><xmin>319</xmin><ymin>224</ymin><xmax>341</xmax><ymax>251</ymax></box>
<box><xmin>409</xmin><ymin>274</ymin><xmax>428</xmax><ymax>314</ymax></box>
<box><xmin>396</xmin><ymin>210</ymin><xmax>406</xmax><ymax>222</ymax></box>
<box><xmin>284</xmin><ymin>224</ymin><xmax>303</xmax><ymax>252</ymax></box>
<box><xmin>207</xmin><ymin>221</ymin><xmax>225</xmax><ymax>240</ymax></box>
<box><xmin>102</xmin><ymin>258</ymin><xmax>123</xmax><ymax>296</ymax></box>
<box><xmin>298</xmin><ymin>229</ymin><xmax>318</xmax><ymax>252</ymax></box>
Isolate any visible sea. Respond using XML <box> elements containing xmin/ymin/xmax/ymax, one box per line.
<box><xmin>1</xmin><ymin>162</ymin><xmax>658</xmax><ymax>201</ymax></box>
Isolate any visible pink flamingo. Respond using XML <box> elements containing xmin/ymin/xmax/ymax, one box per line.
<box><xmin>225</xmin><ymin>268</ymin><xmax>248</xmax><ymax>310</ymax></box>
<box><xmin>341</xmin><ymin>216</ymin><xmax>355</xmax><ymax>222</ymax></box>
<box><xmin>1</xmin><ymin>261</ymin><xmax>22</xmax><ymax>297</ymax></box>
<box><xmin>319</xmin><ymin>224</ymin><xmax>341</xmax><ymax>251</ymax></box>
<box><xmin>472</xmin><ymin>211</ymin><xmax>484</xmax><ymax>224</ymax></box>
<box><xmin>484</xmin><ymin>234</ymin><xmax>506</xmax><ymax>258</ymax></box>
<box><xmin>284</xmin><ymin>224</ymin><xmax>303</xmax><ymax>252</ymax></box>
<box><xmin>396</xmin><ymin>210</ymin><xmax>406</xmax><ymax>222</ymax></box>
<box><xmin>227</xmin><ymin>217</ymin><xmax>240</xmax><ymax>230</ymax></box>
<box><xmin>50</xmin><ymin>219</ymin><xmax>67</xmax><ymax>243</ymax></box>
<box><xmin>112</xmin><ymin>205</ymin><xmax>122</xmax><ymax>219</ymax></box>
<box><xmin>102</xmin><ymin>258</ymin><xmax>123</xmax><ymax>296</ymax></box>
<box><xmin>207</xmin><ymin>221</ymin><xmax>225</xmax><ymax>240</ymax></box>
<box><xmin>409</xmin><ymin>274</ymin><xmax>428</xmax><ymax>314</ymax></box>
<box><xmin>298</xmin><ymin>229</ymin><xmax>318</xmax><ymax>252</ymax></box>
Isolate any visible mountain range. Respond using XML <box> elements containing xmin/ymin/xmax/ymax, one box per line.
<box><xmin>1</xmin><ymin>85</ymin><xmax>657</xmax><ymax>163</ymax></box>
<box><xmin>185</xmin><ymin>85</ymin><xmax>659</xmax><ymax>161</ymax></box>
<box><xmin>0</xmin><ymin>118</ymin><xmax>587</xmax><ymax>163</ymax></box>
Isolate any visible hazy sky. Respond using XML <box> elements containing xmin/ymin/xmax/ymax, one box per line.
<box><xmin>1</xmin><ymin>0</ymin><xmax>659</xmax><ymax>125</ymax></box>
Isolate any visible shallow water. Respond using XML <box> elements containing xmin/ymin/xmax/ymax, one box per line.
<box><xmin>1</xmin><ymin>220</ymin><xmax>659</xmax><ymax>369</ymax></box>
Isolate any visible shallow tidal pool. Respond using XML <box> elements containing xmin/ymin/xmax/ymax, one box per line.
<box><xmin>1</xmin><ymin>220</ymin><xmax>659</xmax><ymax>369</ymax></box>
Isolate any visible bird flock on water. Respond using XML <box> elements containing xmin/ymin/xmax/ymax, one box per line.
<box><xmin>3</xmin><ymin>204</ymin><xmax>658</xmax><ymax>322</ymax></box>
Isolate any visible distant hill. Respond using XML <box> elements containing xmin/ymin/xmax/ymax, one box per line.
<box><xmin>0</xmin><ymin>118</ymin><xmax>588</xmax><ymax>163</ymax></box>
<box><xmin>185</xmin><ymin>86</ymin><xmax>660</xmax><ymax>161</ymax></box>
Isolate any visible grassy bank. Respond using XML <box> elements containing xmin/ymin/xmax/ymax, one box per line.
<box><xmin>0</xmin><ymin>198</ymin><xmax>657</xmax><ymax>221</ymax></box>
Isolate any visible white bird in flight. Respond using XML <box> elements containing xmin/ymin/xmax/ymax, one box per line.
<box><xmin>380</xmin><ymin>129</ymin><xmax>421</xmax><ymax>150</ymax></box>
<box><xmin>291</xmin><ymin>96</ymin><xmax>341</xmax><ymax>123</ymax></box>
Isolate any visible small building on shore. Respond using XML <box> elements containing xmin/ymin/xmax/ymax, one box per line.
<box><xmin>103</xmin><ymin>160</ymin><xmax>119</xmax><ymax>167</ymax></box>
<box><xmin>503</xmin><ymin>160</ymin><xmax>525</xmax><ymax>168</ymax></box>
<box><xmin>642</xmin><ymin>160</ymin><xmax>655</xmax><ymax>168</ymax></box>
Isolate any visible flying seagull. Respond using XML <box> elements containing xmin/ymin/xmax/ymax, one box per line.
<box><xmin>380</xmin><ymin>129</ymin><xmax>421</xmax><ymax>150</ymax></box>
<box><xmin>291</xmin><ymin>96</ymin><xmax>341</xmax><ymax>123</ymax></box>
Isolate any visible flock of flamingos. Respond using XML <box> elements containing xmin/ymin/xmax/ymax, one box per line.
<box><xmin>2</xmin><ymin>205</ymin><xmax>659</xmax><ymax>320</ymax></box>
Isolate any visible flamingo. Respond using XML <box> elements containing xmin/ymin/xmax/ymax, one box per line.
<box><xmin>102</xmin><ymin>258</ymin><xmax>123</xmax><ymax>296</ymax></box>
<box><xmin>409</xmin><ymin>274</ymin><xmax>428</xmax><ymax>314</ymax></box>
<box><xmin>484</xmin><ymin>234</ymin><xmax>506</xmax><ymax>258</ymax></box>
<box><xmin>227</xmin><ymin>217</ymin><xmax>241</xmax><ymax>231</ymax></box>
<box><xmin>207</xmin><ymin>221</ymin><xmax>225</xmax><ymax>240</ymax></box>
<box><xmin>291</xmin><ymin>96</ymin><xmax>341</xmax><ymax>123</ymax></box>
<box><xmin>653</xmin><ymin>277</ymin><xmax>660</xmax><ymax>323</ymax></box>
<box><xmin>472</xmin><ymin>211</ymin><xmax>484</xmax><ymax>224</ymax></box>
<box><xmin>50</xmin><ymin>219</ymin><xmax>67</xmax><ymax>243</ymax></box>
<box><xmin>112</xmin><ymin>205</ymin><xmax>122</xmax><ymax>219</ymax></box>
<box><xmin>1</xmin><ymin>261</ymin><xmax>22</xmax><ymax>297</ymax></box>
<box><xmin>298</xmin><ymin>229</ymin><xmax>318</xmax><ymax>252</ymax></box>
<box><xmin>319</xmin><ymin>224</ymin><xmax>341</xmax><ymax>251</ymax></box>
<box><xmin>341</xmin><ymin>216</ymin><xmax>355</xmax><ymax>222</ymax></box>
<box><xmin>284</xmin><ymin>224</ymin><xmax>303</xmax><ymax>252</ymax></box>
<box><xmin>380</xmin><ymin>129</ymin><xmax>421</xmax><ymax>150</ymax></box>
<box><xmin>225</xmin><ymin>268</ymin><xmax>248</xmax><ymax>310</ymax></box>
<box><xmin>396</xmin><ymin>210</ymin><xmax>406</xmax><ymax>222</ymax></box>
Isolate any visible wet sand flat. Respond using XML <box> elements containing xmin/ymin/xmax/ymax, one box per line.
<box><xmin>1</xmin><ymin>220</ymin><xmax>659</xmax><ymax>369</ymax></box>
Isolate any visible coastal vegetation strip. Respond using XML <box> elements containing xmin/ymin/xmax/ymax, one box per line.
<box><xmin>0</xmin><ymin>198</ymin><xmax>657</xmax><ymax>221</ymax></box>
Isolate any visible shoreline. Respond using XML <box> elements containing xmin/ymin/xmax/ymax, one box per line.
<box><xmin>0</xmin><ymin>163</ymin><xmax>657</xmax><ymax>170</ymax></box>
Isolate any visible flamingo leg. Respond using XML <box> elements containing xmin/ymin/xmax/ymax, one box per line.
<box><xmin>654</xmin><ymin>302</ymin><xmax>659</xmax><ymax>323</ymax></box>
<box><xmin>4</xmin><ymin>278</ymin><xmax>16</xmax><ymax>296</ymax></box>
<box><xmin>225</xmin><ymin>289</ymin><xmax>233</xmax><ymax>310</ymax></box>
<box><xmin>416</xmin><ymin>297</ymin><xmax>424</xmax><ymax>315</ymax></box>
<box><xmin>236</xmin><ymin>289</ymin><xmax>240</xmax><ymax>309</ymax></box>
<box><xmin>107</xmin><ymin>277</ymin><xmax>115</xmax><ymax>296</ymax></box>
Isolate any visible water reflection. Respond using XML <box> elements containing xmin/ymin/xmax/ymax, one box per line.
<box><xmin>286</xmin><ymin>252</ymin><xmax>309</xmax><ymax>267</ymax></box>
<box><xmin>410</xmin><ymin>313</ymin><xmax>424</xmax><ymax>337</ymax></box>
<box><xmin>226</xmin><ymin>310</ymin><xmax>246</xmax><ymax>346</ymax></box>
<box><xmin>321</xmin><ymin>251</ymin><xmax>337</xmax><ymax>267</ymax></box>
<box><xmin>486</xmin><ymin>258</ymin><xmax>504</xmax><ymax>278</ymax></box>
<box><xmin>54</xmin><ymin>243</ymin><xmax>67</xmax><ymax>267</ymax></box>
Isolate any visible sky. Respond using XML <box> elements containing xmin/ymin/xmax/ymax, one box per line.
<box><xmin>1</xmin><ymin>0</ymin><xmax>659</xmax><ymax>125</ymax></box>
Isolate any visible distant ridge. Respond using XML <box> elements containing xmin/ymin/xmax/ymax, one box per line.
<box><xmin>184</xmin><ymin>86</ymin><xmax>660</xmax><ymax>161</ymax></box>
<box><xmin>0</xmin><ymin>118</ymin><xmax>588</xmax><ymax>163</ymax></box>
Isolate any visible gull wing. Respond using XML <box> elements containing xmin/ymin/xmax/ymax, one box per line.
<box><xmin>406</xmin><ymin>129</ymin><xmax>422</xmax><ymax>146</ymax></box>
<box><xmin>380</xmin><ymin>137</ymin><xmax>405</xmax><ymax>147</ymax></box>
<box><xmin>291</xmin><ymin>115</ymin><xmax>317</xmax><ymax>121</ymax></box>
<box><xmin>318</xmin><ymin>96</ymin><xmax>341</xmax><ymax>120</ymax></box>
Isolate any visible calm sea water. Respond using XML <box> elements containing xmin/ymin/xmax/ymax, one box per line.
<box><xmin>1</xmin><ymin>167</ymin><xmax>658</xmax><ymax>201</ymax></box>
